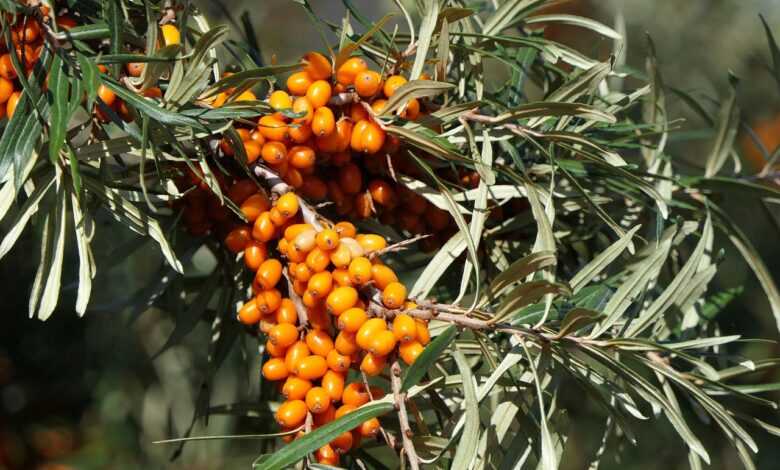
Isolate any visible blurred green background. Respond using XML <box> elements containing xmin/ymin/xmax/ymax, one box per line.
<box><xmin>2</xmin><ymin>1</ymin><xmax>780</xmax><ymax>469</ymax></box>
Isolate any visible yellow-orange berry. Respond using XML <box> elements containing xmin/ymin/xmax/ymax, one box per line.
<box><xmin>269</xmin><ymin>322</ymin><xmax>299</xmax><ymax>348</ymax></box>
<box><xmin>262</xmin><ymin>357</ymin><xmax>289</xmax><ymax>381</ymax></box>
<box><xmin>306</xmin><ymin>80</ymin><xmax>332</xmax><ymax>108</ymax></box>
<box><xmin>392</xmin><ymin>314</ymin><xmax>417</xmax><ymax>342</ymax></box>
<box><xmin>266</xmin><ymin>338</ymin><xmax>287</xmax><ymax>357</ymax></box>
<box><xmin>315</xmin><ymin>229</ymin><xmax>340</xmax><ymax>251</ymax></box>
<box><xmin>326</xmin><ymin>286</ymin><xmax>359</xmax><ymax>315</ymax></box>
<box><xmin>296</xmin><ymin>355</ymin><xmax>328</xmax><ymax>380</ymax></box>
<box><xmin>331</xmin><ymin>430</ymin><xmax>354</xmax><ymax>453</ymax></box>
<box><xmin>240</xmin><ymin>193</ymin><xmax>271</xmax><ymax>222</ymax></box>
<box><xmin>330</xmin><ymin>244</ymin><xmax>353</xmax><ymax>269</ymax></box>
<box><xmin>160</xmin><ymin>24</ymin><xmax>181</xmax><ymax>46</ymax></box>
<box><xmin>360</xmin><ymin>352</ymin><xmax>386</xmax><ymax>376</ymax></box>
<box><xmin>276</xmin><ymin>399</ymin><xmax>307</xmax><ymax>427</ymax></box>
<box><xmin>306</xmin><ymin>247</ymin><xmax>331</xmax><ymax>273</ymax></box>
<box><xmin>275</xmin><ymin>192</ymin><xmax>300</xmax><ymax>218</ymax></box>
<box><xmin>285</xmin><ymin>341</ymin><xmax>310</xmax><ymax>372</ymax></box>
<box><xmin>348</xmin><ymin>257</ymin><xmax>373</xmax><ymax>285</ymax></box>
<box><xmin>282</xmin><ymin>376</ymin><xmax>312</xmax><ymax>400</ymax></box>
<box><xmin>303</xmin><ymin>52</ymin><xmax>332</xmax><ymax>80</ymax></box>
<box><xmin>382</xmin><ymin>281</ymin><xmax>407</xmax><ymax>309</ymax></box>
<box><xmin>252</xmin><ymin>211</ymin><xmax>276</xmax><ymax>242</ymax></box>
<box><xmin>258</xmin><ymin>115</ymin><xmax>288</xmax><ymax>141</ymax></box>
<box><xmin>225</xmin><ymin>226</ymin><xmax>252</xmax><ymax>254</ymax></box>
<box><xmin>305</xmin><ymin>386</ymin><xmax>332</xmax><ymax>414</ymax></box>
<box><xmin>287</xmin><ymin>71</ymin><xmax>313</xmax><ymax>96</ymax></box>
<box><xmin>342</xmin><ymin>383</ymin><xmax>370</xmax><ymax>407</ymax></box>
<box><xmin>399</xmin><ymin>340</ymin><xmax>424</xmax><ymax>365</ymax></box>
<box><xmin>244</xmin><ymin>240</ymin><xmax>268</xmax><ymax>271</ymax></box>
<box><xmin>336</xmin><ymin>57</ymin><xmax>368</xmax><ymax>86</ymax></box>
<box><xmin>307</xmin><ymin>271</ymin><xmax>334</xmax><ymax>300</ymax></box>
<box><xmin>354</xmin><ymin>70</ymin><xmax>382</xmax><ymax>97</ymax></box>
<box><xmin>305</xmin><ymin>329</ymin><xmax>334</xmax><ymax>357</ymax></box>
<box><xmin>335</xmin><ymin>331</ymin><xmax>359</xmax><ymax>355</ymax></box>
<box><xmin>256</xmin><ymin>259</ymin><xmax>283</xmax><ymax>289</ymax></box>
<box><xmin>356</xmin><ymin>318</ymin><xmax>388</xmax><ymax>350</ymax></box>
<box><xmin>335</xmin><ymin>404</ymin><xmax>356</xmax><ymax>419</ymax></box>
<box><xmin>316</xmin><ymin>443</ymin><xmax>339</xmax><ymax>465</ymax></box>
<box><xmin>261</xmin><ymin>141</ymin><xmax>287</xmax><ymax>165</ymax></box>
<box><xmin>371</xmin><ymin>264</ymin><xmax>399</xmax><ymax>290</ymax></box>
<box><xmin>256</xmin><ymin>288</ymin><xmax>283</xmax><ymax>314</ymax></box>
<box><xmin>238</xmin><ymin>298</ymin><xmax>261</xmax><ymax>325</ymax></box>
<box><xmin>335</xmin><ymin>221</ymin><xmax>357</xmax><ymax>238</ymax></box>
<box><xmin>312</xmin><ymin>106</ymin><xmax>336</xmax><ymax>137</ymax></box>
<box><xmin>321</xmin><ymin>370</ymin><xmax>346</xmax><ymax>401</ymax></box>
<box><xmin>292</xmin><ymin>262</ymin><xmax>312</xmax><ymax>282</ymax></box>
<box><xmin>326</xmin><ymin>349</ymin><xmax>351</xmax><ymax>372</ymax></box>
<box><xmin>269</xmin><ymin>89</ymin><xmax>293</xmax><ymax>111</ymax></box>
<box><xmin>357</xmin><ymin>234</ymin><xmax>387</xmax><ymax>252</ymax></box>
<box><xmin>369</xmin><ymin>330</ymin><xmax>397</xmax><ymax>356</ymax></box>
<box><xmin>316</xmin><ymin>118</ymin><xmax>352</xmax><ymax>153</ymax></box>
<box><xmin>383</xmin><ymin>75</ymin><xmax>407</xmax><ymax>98</ymax></box>
<box><xmin>358</xmin><ymin>417</ymin><xmax>381</xmax><ymax>438</ymax></box>
<box><xmin>289</xmin><ymin>145</ymin><xmax>316</xmax><ymax>169</ymax></box>
<box><xmin>416</xmin><ymin>319</ymin><xmax>431</xmax><ymax>345</ymax></box>
<box><xmin>337</xmin><ymin>307</ymin><xmax>367</xmax><ymax>333</ymax></box>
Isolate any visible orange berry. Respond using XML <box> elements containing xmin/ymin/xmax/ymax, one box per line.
<box><xmin>288</xmin><ymin>122</ymin><xmax>313</xmax><ymax>143</ymax></box>
<box><xmin>306</xmin><ymin>386</ymin><xmax>332</xmax><ymax>414</ymax></box>
<box><xmin>287</xmin><ymin>71</ymin><xmax>313</xmax><ymax>96</ymax></box>
<box><xmin>305</xmin><ymin>80</ymin><xmax>332</xmax><ymax>108</ymax></box>
<box><xmin>316</xmin><ymin>444</ymin><xmax>339</xmax><ymax>465</ymax></box>
<box><xmin>371</xmin><ymin>264</ymin><xmax>399</xmax><ymax>290</ymax></box>
<box><xmin>399</xmin><ymin>340</ymin><xmax>424</xmax><ymax>365</ymax></box>
<box><xmin>276</xmin><ymin>399</ymin><xmax>307</xmax><ymax>427</ymax></box>
<box><xmin>360</xmin><ymin>352</ymin><xmax>386</xmax><ymax>376</ymax></box>
<box><xmin>285</xmin><ymin>223</ymin><xmax>314</xmax><ymax>241</ymax></box>
<box><xmin>416</xmin><ymin>319</ymin><xmax>431</xmax><ymax>345</ymax></box>
<box><xmin>331</xmin><ymin>268</ymin><xmax>353</xmax><ymax>287</ymax></box>
<box><xmin>326</xmin><ymin>286</ymin><xmax>358</xmax><ymax>315</ymax></box>
<box><xmin>306</xmin><ymin>247</ymin><xmax>331</xmax><ymax>273</ymax></box>
<box><xmin>307</xmin><ymin>271</ymin><xmax>334</xmax><ymax>300</ymax></box>
<box><xmin>336</xmin><ymin>57</ymin><xmax>368</xmax><ymax>86</ymax></box>
<box><xmin>282</xmin><ymin>376</ymin><xmax>312</xmax><ymax>400</ymax></box>
<box><xmin>97</xmin><ymin>84</ymin><xmax>116</xmax><ymax>106</ymax></box>
<box><xmin>300</xmin><ymin>176</ymin><xmax>328</xmax><ymax>201</ymax></box>
<box><xmin>321</xmin><ymin>370</ymin><xmax>346</xmax><ymax>401</ymax></box>
<box><xmin>269</xmin><ymin>323</ymin><xmax>299</xmax><ymax>348</ymax></box>
<box><xmin>296</xmin><ymin>355</ymin><xmax>328</xmax><ymax>380</ymax></box>
<box><xmin>275</xmin><ymin>192</ymin><xmax>300</xmax><ymax>218</ymax></box>
<box><xmin>369</xmin><ymin>329</ymin><xmax>397</xmax><ymax>356</ymax></box>
<box><xmin>289</xmin><ymin>145</ymin><xmax>316</xmax><ymax>169</ymax></box>
<box><xmin>335</xmin><ymin>331</ymin><xmax>359</xmax><ymax>355</ymax></box>
<box><xmin>362</xmin><ymin>122</ymin><xmax>386</xmax><ymax>154</ymax></box>
<box><xmin>266</xmin><ymin>338</ymin><xmax>287</xmax><ymax>357</ymax></box>
<box><xmin>337</xmin><ymin>307</ymin><xmax>367</xmax><ymax>333</ymax></box>
<box><xmin>354</xmin><ymin>70</ymin><xmax>382</xmax><ymax>97</ymax></box>
<box><xmin>350</xmin><ymin>102</ymin><xmax>369</xmax><ymax>122</ymax></box>
<box><xmin>400</xmin><ymin>98</ymin><xmax>421</xmax><ymax>120</ymax></box>
<box><xmin>276</xmin><ymin>298</ymin><xmax>299</xmax><ymax>325</ymax></box>
<box><xmin>382</xmin><ymin>281</ymin><xmax>407</xmax><ymax>309</ymax></box>
<box><xmin>310</xmin><ymin>306</ymin><xmax>333</xmax><ymax>331</ymax></box>
<box><xmin>339</xmin><ymin>163</ymin><xmax>363</xmax><ymax>195</ymax></box>
<box><xmin>293</xmin><ymin>228</ymin><xmax>317</xmax><ymax>252</ymax></box>
<box><xmin>371</xmin><ymin>99</ymin><xmax>387</xmax><ymax>114</ymax></box>
<box><xmin>225</xmin><ymin>226</ymin><xmax>252</xmax><ymax>253</ymax></box>
<box><xmin>326</xmin><ymin>349</ymin><xmax>351</xmax><ymax>372</ymax></box>
<box><xmin>314</xmin><ymin>404</ymin><xmax>336</xmax><ymax>427</ymax></box>
<box><xmin>235</xmin><ymin>90</ymin><xmax>257</xmax><ymax>102</ymax></box>
<box><xmin>347</xmin><ymin>257</ymin><xmax>372</xmax><ymax>285</ymax></box>
<box><xmin>383</xmin><ymin>75</ymin><xmax>408</xmax><ymax>98</ymax></box>
<box><xmin>262</xmin><ymin>357</ymin><xmax>289</xmax><ymax>381</ymax></box>
<box><xmin>292</xmin><ymin>262</ymin><xmax>313</xmax><ymax>282</ymax></box>
<box><xmin>368</xmin><ymin>179</ymin><xmax>398</xmax><ymax>208</ymax></box>
<box><xmin>125</xmin><ymin>61</ymin><xmax>144</xmax><ymax>77</ymax></box>
<box><xmin>244</xmin><ymin>240</ymin><xmax>268</xmax><ymax>271</ymax></box>
<box><xmin>261</xmin><ymin>141</ymin><xmax>287</xmax><ymax>164</ymax></box>
<box><xmin>291</xmin><ymin>96</ymin><xmax>314</xmax><ymax>124</ymax></box>
<box><xmin>256</xmin><ymin>259</ymin><xmax>283</xmax><ymax>290</ymax></box>
<box><xmin>0</xmin><ymin>54</ymin><xmax>16</xmax><ymax>80</ymax></box>
<box><xmin>256</xmin><ymin>289</ymin><xmax>283</xmax><ymax>314</ymax></box>
<box><xmin>238</xmin><ymin>298</ymin><xmax>262</xmax><ymax>325</ymax></box>
<box><xmin>392</xmin><ymin>314</ymin><xmax>417</xmax><ymax>342</ymax></box>
<box><xmin>335</xmin><ymin>221</ymin><xmax>357</xmax><ymax>238</ymax></box>
<box><xmin>329</xmin><ymin>244</ymin><xmax>352</xmax><ymax>269</ymax></box>
<box><xmin>305</xmin><ymin>329</ymin><xmax>335</xmax><ymax>357</ymax></box>
<box><xmin>358</xmin><ymin>417</ymin><xmax>381</xmax><ymax>437</ymax></box>
<box><xmin>240</xmin><ymin>193</ymin><xmax>271</xmax><ymax>222</ymax></box>
<box><xmin>316</xmin><ymin>118</ymin><xmax>352</xmax><ymax>153</ymax></box>
<box><xmin>357</xmin><ymin>234</ymin><xmax>387</xmax><ymax>252</ymax></box>
<box><xmin>160</xmin><ymin>24</ymin><xmax>181</xmax><ymax>46</ymax></box>
<box><xmin>331</xmin><ymin>150</ymin><xmax>352</xmax><ymax>167</ymax></box>
<box><xmin>302</xmin><ymin>290</ymin><xmax>321</xmax><ymax>309</ymax></box>
<box><xmin>228</xmin><ymin>179</ymin><xmax>259</xmax><ymax>205</ymax></box>
<box><xmin>258</xmin><ymin>115</ymin><xmax>288</xmax><ymax>141</ymax></box>
<box><xmin>356</xmin><ymin>318</ymin><xmax>388</xmax><ymax>350</ymax></box>
<box><xmin>285</xmin><ymin>167</ymin><xmax>305</xmax><ymax>188</ymax></box>
<box><xmin>314</xmin><ymin>229</ymin><xmax>339</xmax><ymax>251</ymax></box>
<box><xmin>252</xmin><ymin>211</ymin><xmax>276</xmax><ymax>242</ymax></box>
<box><xmin>335</xmin><ymin>404</ymin><xmax>356</xmax><ymax>420</ymax></box>
<box><xmin>269</xmin><ymin>90</ymin><xmax>293</xmax><ymax>111</ymax></box>
<box><xmin>312</xmin><ymin>106</ymin><xmax>336</xmax><ymax>137</ymax></box>
<box><xmin>303</xmin><ymin>52</ymin><xmax>332</xmax><ymax>80</ymax></box>
<box><xmin>331</xmin><ymin>430</ymin><xmax>354</xmax><ymax>453</ymax></box>
<box><xmin>342</xmin><ymin>382</ymin><xmax>370</xmax><ymax>407</ymax></box>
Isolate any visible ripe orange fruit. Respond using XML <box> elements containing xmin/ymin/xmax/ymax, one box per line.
<box><xmin>330</xmin><ymin>430</ymin><xmax>354</xmax><ymax>453</ymax></box>
<box><xmin>326</xmin><ymin>286</ymin><xmax>358</xmax><ymax>315</ymax></box>
<box><xmin>303</xmin><ymin>51</ymin><xmax>332</xmax><ymax>80</ymax></box>
<box><xmin>314</xmin><ymin>404</ymin><xmax>336</xmax><ymax>427</ymax></box>
<box><xmin>337</xmin><ymin>307</ymin><xmax>367</xmax><ymax>333</ymax></box>
<box><xmin>331</xmin><ymin>267</ymin><xmax>353</xmax><ymax>287</ymax></box>
<box><xmin>354</xmin><ymin>70</ymin><xmax>382</xmax><ymax>97</ymax></box>
<box><xmin>305</xmin><ymin>247</ymin><xmax>331</xmax><ymax>273</ymax></box>
<box><xmin>371</xmin><ymin>264</ymin><xmax>398</xmax><ymax>290</ymax></box>
<box><xmin>261</xmin><ymin>141</ymin><xmax>287</xmax><ymax>165</ymax></box>
<box><xmin>321</xmin><ymin>370</ymin><xmax>345</xmax><ymax>401</ymax></box>
<box><xmin>307</xmin><ymin>271</ymin><xmax>334</xmax><ymax>300</ymax></box>
<box><xmin>269</xmin><ymin>90</ymin><xmax>293</xmax><ymax>111</ymax></box>
<box><xmin>269</xmin><ymin>323</ymin><xmax>299</xmax><ymax>348</ymax></box>
<box><xmin>289</xmin><ymin>145</ymin><xmax>316</xmax><ymax>169</ymax></box>
<box><xmin>0</xmin><ymin>54</ymin><xmax>16</xmax><ymax>80</ymax></box>
<box><xmin>347</xmin><ymin>257</ymin><xmax>372</xmax><ymax>285</ymax></box>
<box><xmin>335</xmin><ymin>221</ymin><xmax>357</xmax><ymax>238</ymax></box>
<box><xmin>334</xmin><ymin>331</ymin><xmax>359</xmax><ymax>355</ymax></box>
<box><xmin>357</xmin><ymin>234</ymin><xmax>387</xmax><ymax>252</ymax></box>
<box><xmin>256</xmin><ymin>259</ymin><xmax>283</xmax><ymax>289</ymax></box>
<box><xmin>97</xmin><ymin>84</ymin><xmax>116</xmax><ymax>106</ymax></box>
<box><xmin>356</xmin><ymin>318</ymin><xmax>388</xmax><ymax>350</ymax></box>
<box><xmin>368</xmin><ymin>179</ymin><xmax>398</xmax><ymax>208</ymax></box>
<box><xmin>262</xmin><ymin>358</ymin><xmax>289</xmax><ymax>381</ymax></box>
<box><xmin>160</xmin><ymin>24</ymin><xmax>181</xmax><ymax>46</ymax></box>
<box><xmin>315</xmin><ymin>229</ymin><xmax>339</xmax><ymax>251</ymax></box>
<box><xmin>369</xmin><ymin>329</ymin><xmax>397</xmax><ymax>356</ymax></box>
<box><xmin>126</xmin><ymin>62</ymin><xmax>144</xmax><ymax>77</ymax></box>
<box><xmin>392</xmin><ymin>314</ymin><xmax>417</xmax><ymax>342</ymax></box>
<box><xmin>240</xmin><ymin>193</ymin><xmax>271</xmax><ymax>222</ymax></box>
<box><xmin>316</xmin><ymin>118</ymin><xmax>352</xmax><ymax>153</ymax></box>
<box><xmin>276</xmin><ymin>399</ymin><xmax>307</xmax><ymax>427</ymax></box>
<box><xmin>305</xmin><ymin>329</ymin><xmax>334</xmax><ymax>357</ymax></box>
<box><xmin>282</xmin><ymin>376</ymin><xmax>312</xmax><ymax>400</ymax></box>
<box><xmin>342</xmin><ymin>382</ymin><xmax>370</xmax><ymax>407</ymax></box>
<box><xmin>416</xmin><ymin>319</ymin><xmax>431</xmax><ymax>345</ymax></box>
<box><xmin>256</xmin><ymin>289</ymin><xmax>283</xmax><ymax>314</ymax></box>
<box><xmin>305</xmin><ymin>80</ymin><xmax>332</xmax><ymax>108</ymax></box>
<box><xmin>257</xmin><ymin>115</ymin><xmax>288</xmax><ymax>141</ymax></box>
<box><xmin>335</xmin><ymin>404</ymin><xmax>356</xmax><ymax>419</ymax></box>
<box><xmin>296</xmin><ymin>355</ymin><xmax>328</xmax><ymax>380</ymax></box>
<box><xmin>383</xmin><ymin>75</ymin><xmax>408</xmax><ymax>98</ymax></box>
<box><xmin>252</xmin><ymin>211</ymin><xmax>276</xmax><ymax>242</ymax></box>
<box><xmin>336</xmin><ymin>57</ymin><xmax>368</xmax><ymax>86</ymax></box>
<box><xmin>306</xmin><ymin>386</ymin><xmax>332</xmax><ymax>414</ymax></box>
<box><xmin>244</xmin><ymin>240</ymin><xmax>268</xmax><ymax>271</ymax></box>
<box><xmin>400</xmin><ymin>98</ymin><xmax>421</xmax><ymax>119</ymax></box>
<box><xmin>312</xmin><ymin>106</ymin><xmax>336</xmax><ymax>137</ymax></box>
<box><xmin>382</xmin><ymin>281</ymin><xmax>407</xmax><ymax>309</ymax></box>
<box><xmin>275</xmin><ymin>192</ymin><xmax>300</xmax><ymax>218</ymax></box>
<box><xmin>238</xmin><ymin>298</ymin><xmax>262</xmax><ymax>325</ymax></box>
<box><xmin>399</xmin><ymin>340</ymin><xmax>424</xmax><ymax>365</ymax></box>
<box><xmin>360</xmin><ymin>352</ymin><xmax>386</xmax><ymax>376</ymax></box>
<box><xmin>358</xmin><ymin>417</ymin><xmax>381</xmax><ymax>437</ymax></box>
<box><xmin>225</xmin><ymin>226</ymin><xmax>252</xmax><ymax>253</ymax></box>
<box><xmin>287</xmin><ymin>71</ymin><xmax>314</xmax><ymax>96</ymax></box>
<box><xmin>316</xmin><ymin>443</ymin><xmax>339</xmax><ymax>465</ymax></box>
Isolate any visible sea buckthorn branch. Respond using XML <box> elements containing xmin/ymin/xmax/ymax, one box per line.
<box><xmin>253</xmin><ymin>163</ymin><xmax>325</xmax><ymax>230</ymax></box>
<box><xmin>367</xmin><ymin>233</ymin><xmax>431</xmax><ymax>259</ymax></box>
<box><xmin>391</xmin><ymin>359</ymin><xmax>421</xmax><ymax>470</ymax></box>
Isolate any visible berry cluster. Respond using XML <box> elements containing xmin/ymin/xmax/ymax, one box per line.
<box><xmin>224</xmin><ymin>186</ymin><xmax>429</xmax><ymax>465</ymax></box>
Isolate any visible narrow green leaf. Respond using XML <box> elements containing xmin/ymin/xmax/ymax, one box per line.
<box><xmin>402</xmin><ymin>325</ymin><xmax>457</xmax><ymax>391</ymax></box>
<box><xmin>379</xmin><ymin>80</ymin><xmax>455</xmax><ymax>117</ymax></box>
<box><xmin>410</xmin><ymin>0</ymin><xmax>440</xmax><ymax>80</ymax></box>
<box><xmin>451</xmin><ymin>350</ymin><xmax>480</xmax><ymax>470</ymax></box>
